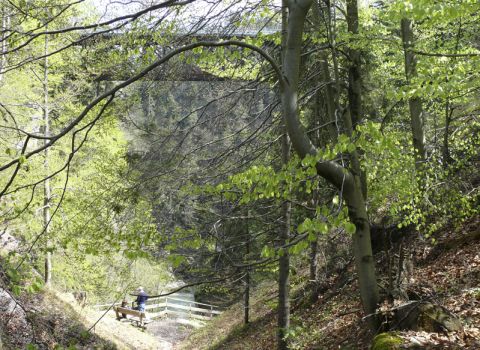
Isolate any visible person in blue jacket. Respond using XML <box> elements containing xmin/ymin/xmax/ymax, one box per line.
<box><xmin>134</xmin><ymin>287</ymin><xmax>148</xmax><ymax>312</ymax></box>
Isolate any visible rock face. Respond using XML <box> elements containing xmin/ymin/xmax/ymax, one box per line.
<box><xmin>0</xmin><ymin>231</ymin><xmax>19</xmax><ymax>252</ymax></box>
<box><xmin>393</xmin><ymin>301</ymin><xmax>463</xmax><ymax>332</ymax></box>
<box><xmin>0</xmin><ymin>288</ymin><xmax>33</xmax><ymax>348</ymax></box>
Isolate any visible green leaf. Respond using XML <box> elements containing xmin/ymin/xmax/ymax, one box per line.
<box><xmin>316</xmin><ymin>222</ymin><xmax>328</xmax><ymax>234</ymax></box>
<box><xmin>345</xmin><ymin>222</ymin><xmax>356</xmax><ymax>234</ymax></box>
<box><xmin>298</xmin><ymin>218</ymin><xmax>312</xmax><ymax>233</ymax></box>
<box><xmin>261</xmin><ymin>245</ymin><xmax>275</xmax><ymax>258</ymax></box>
<box><xmin>12</xmin><ymin>284</ymin><xmax>22</xmax><ymax>296</ymax></box>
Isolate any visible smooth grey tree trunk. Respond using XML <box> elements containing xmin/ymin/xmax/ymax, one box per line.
<box><xmin>309</xmin><ymin>239</ymin><xmax>319</xmax><ymax>282</ymax></box>
<box><xmin>244</xmin><ymin>212</ymin><xmax>250</xmax><ymax>325</ymax></box>
<box><xmin>42</xmin><ymin>31</ymin><xmax>52</xmax><ymax>286</ymax></box>
<box><xmin>345</xmin><ymin>0</ymin><xmax>379</xmax><ymax>327</ymax></box>
<box><xmin>401</xmin><ymin>18</ymin><xmax>427</xmax><ymax>168</ymax></box>
<box><xmin>0</xmin><ymin>8</ymin><xmax>9</xmax><ymax>83</ymax></box>
<box><xmin>276</xmin><ymin>4</ymin><xmax>291</xmax><ymax>349</ymax></box>
<box><xmin>319</xmin><ymin>55</ymin><xmax>338</xmax><ymax>140</ymax></box>
<box><xmin>443</xmin><ymin>101</ymin><xmax>453</xmax><ymax>166</ymax></box>
<box><xmin>281</xmin><ymin>0</ymin><xmax>379</xmax><ymax>328</ymax></box>
<box><xmin>346</xmin><ymin>0</ymin><xmax>368</xmax><ymax>199</ymax></box>
<box><xmin>277</xmin><ymin>130</ymin><xmax>291</xmax><ymax>350</ymax></box>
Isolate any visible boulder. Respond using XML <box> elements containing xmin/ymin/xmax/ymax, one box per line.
<box><xmin>371</xmin><ymin>333</ymin><xmax>404</xmax><ymax>350</ymax></box>
<box><xmin>393</xmin><ymin>301</ymin><xmax>463</xmax><ymax>332</ymax></box>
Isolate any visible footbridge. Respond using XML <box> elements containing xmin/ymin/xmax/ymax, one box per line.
<box><xmin>95</xmin><ymin>295</ymin><xmax>222</xmax><ymax>322</ymax></box>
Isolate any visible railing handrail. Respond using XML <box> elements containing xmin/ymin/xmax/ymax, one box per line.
<box><xmin>93</xmin><ymin>296</ymin><xmax>222</xmax><ymax>315</ymax></box>
<box><xmin>147</xmin><ymin>296</ymin><xmax>220</xmax><ymax>309</ymax></box>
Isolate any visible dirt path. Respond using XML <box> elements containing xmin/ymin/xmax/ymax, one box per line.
<box><xmin>85</xmin><ymin>310</ymin><xmax>173</xmax><ymax>350</ymax></box>
<box><xmin>55</xmin><ymin>292</ymin><xmax>199</xmax><ymax>349</ymax></box>
<box><xmin>147</xmin><ymin>318</ymin><xmax>196</xmax><ymax>347</ymax></box>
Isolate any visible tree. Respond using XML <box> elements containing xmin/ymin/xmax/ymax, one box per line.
<box><xmin>280</xmin><ymin>0</ymin><xmax>379</xmax><ymax>326</ymax></box>
<box><xmin>401</xmin><ymin>18</ymin><xmax>427</xmax><ymax>168</ymax></box>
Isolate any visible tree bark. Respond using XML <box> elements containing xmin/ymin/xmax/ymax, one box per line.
<box><xmin>0</xmin><ymin>7</ymin><xmax>9</xmax><ymax>83</ymax></box>
<box><xmin>277</xmin><ymin>5</ymin><xmax>291</xmax><ymax>348</ymax></box>
<box><xmin>277</xmin><ymin>130</ymin><xmax>291</xmax><ymax>350</ymax></box>
<box><xmin>344</xmin><ymin>0</ymin><xmax>379</xmax><ymax>328</ymax></box>
<box><xmin>281</xmin><ymin>0</ymin><xmax>379</xmax><ymax>328</ymax></box>
<box><xmin>401</xmin><ymin>18</ymin><xmax>427</xmax><ymax>168</ymax></box>
<box><xmin>346</xmin><ymin>0</ymin><xmax>368</xmax><ymax>199</ymax></box>
<box><xmin>346</xmin><ymin>0</ymin><xmax>362</xmax><ymax>130</ymax></box>
<box><xmin>244</xmin><ymin>211</ymin><xmax>250</xmax><ymax>325</ymax></box>
<box><xmin>319</xmin><ymin>55</ymin><xmax>338</xmax><ymax>140</ymax></box>
<box><xmin>442</xmin><ymin>101</ymin><xmax>453</xmax><ymax>166</ymax></box>
<box><xmin>309</xmin><ymin>239</ymin><xmax>319</xmax><ymax>280</ymax></box>
<box><xmin>42</xmin><ymin>30</ymin><xmax>52</xmax><ymax>286</ymax></box>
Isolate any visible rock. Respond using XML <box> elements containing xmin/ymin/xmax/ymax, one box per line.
<box><xmin>371</xmin><ymin>332</ymin><xmax>404</xmax><ymax>350</ymax></box>
<box><xmin>0</xmin><ymin>288</ymin><xmax>33</xmax><ymax>347</ymax></box>
<box><xmin>0</xmin><ymin>289</ymin><xmax>18</xmax><ymax>313</ymax></box>
<box><xmin>393</xmin><ymin>301</ymin><xmax>463</xmax><ymax>332</ymax></box>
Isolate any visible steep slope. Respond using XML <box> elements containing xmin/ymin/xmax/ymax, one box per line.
<box><xmin>0</xmin><ymin>286</ymin><xmax>176</xmax><ymax>350</ymax></box>
<box><xmin>0</xmin><ymin>288</ymin><xmax>115</xmax><ymax>349</ymax></box>
<box><xmin>179</xmin><ymin>216</ymin><xmax>480</xmax><ymax>349</ymax></box>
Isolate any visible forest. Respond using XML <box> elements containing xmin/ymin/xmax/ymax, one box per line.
<box><xmin>0</xmin><ymin>0</ymin><xmax>479</xmax><ymax>349</ymax></box>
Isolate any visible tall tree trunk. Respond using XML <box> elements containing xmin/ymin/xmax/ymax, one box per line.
<box><xmin>442</xmin><ymin>101</ymin><xmax>452</xmax><ymax>166</ymax></box>
<box><xmin>442</xmin><ymin>22</ymin><xmax>462</xmax><ymax>167</ymax></box>
<box><xmin>344</xmin><ymin>0</ymin><xmax>379</xmax><ymax>328</ymax></box>
<box><xmin>319</xmin><ymin>55</ymin><xmax>338</xmax><ymax>140</ymax></box>
<box><xmin>309</xmin><ymin>8</ymin><xmax>337</xmax><ymax>299</ymax></box>
<box><xmin>309</xmin><ymin>239</ymin><xmax>319</xmax><ymax>280</ymax></box>
<box><xmin>346</xmin><ymin>0</ymin><xmax>368</xmax><ymax>199</ymax></box>
<box><xmin>401</xmin><ymin>18</ymin><xmax>427</xmax><ymax>168</ymax></box>
<box><xmin>244</xmin><ymin>211</ymin><xmax>250</xmax><ymax>325</ymax></box>
<box><xmin>43</xmin><ymin>31</ymin><xmax>52</xmax><ymax>286</ymax></box>
<box><xmin>281</xmin><ymin>0</ymin><xmax>379</xmax><ymax>328</ymax></box>
<box><xmin>0</xmin><ymin>7</ymin><xmax>10</xmax><ymax>83</ymax></box>
<box><xmin>346</xmin><ymin>0</ymin><xmax>362</xmax><ymax>130</ymax></box>
<box><xmin>276</xmin><ymin>4</ymin><xmax>291</xmax><ymax>349</ymax></box>
<box><xmin>278</xmin><ymin>130</ymin><xmax>291</xmax><ymax>350</ymax></box>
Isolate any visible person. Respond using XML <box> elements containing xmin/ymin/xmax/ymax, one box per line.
<box><xmin>120</xmin><ymin>299</ymin><xmax>129</xmax><ymax>319</ymax></box>
<box><xmin>134</xmin><ymin>287</ymin><xmax>148</xmax><ymax>312</ymax></box>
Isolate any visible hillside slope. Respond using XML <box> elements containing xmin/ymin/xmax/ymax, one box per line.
<box><xmin>179</xmin><ymin>216</ymin><xmax>480</xmax><ymax>349</ymax></box>
<box><xmin>0</xmin><ymin>287</ymin><xmax>174</xmax><ymax>350</ymax></box>
<box><xmin>0</xmin><ymin>288</ymin><xmax>115</xmax><ymax>349</ymax></box>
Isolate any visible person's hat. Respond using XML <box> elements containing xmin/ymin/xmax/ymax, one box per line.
<box><xmin>136</xmin><ymin>286</ymin><xmax>144</xmax><ymax>292</ymax></box>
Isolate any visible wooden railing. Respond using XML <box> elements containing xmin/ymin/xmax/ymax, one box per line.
<box><xmin>94</xmin><ymin>296</ymin><xmax>222</xmax><ymax>321</ymax></box>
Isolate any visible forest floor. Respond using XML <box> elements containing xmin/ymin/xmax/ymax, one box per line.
<box><xmin>179</xmin><ymin>216</ymin><xmax>480</xmax><ymax>349</ymax></box>
<box><xmin>2</xmin><ymin>216</ymin><xmax>478</xmax><ymax>349</ymax></box>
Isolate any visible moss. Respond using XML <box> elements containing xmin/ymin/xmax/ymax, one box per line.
<box><xmin>371</xmin><ymin>333</ymin><xmax>404</xmax><ymax>350</ymax></box>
